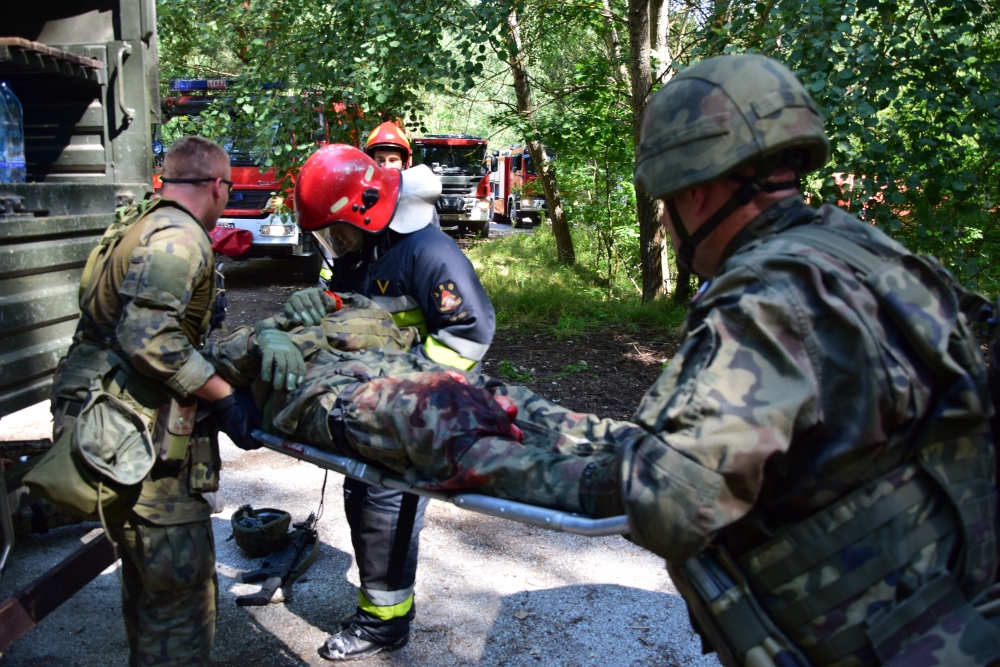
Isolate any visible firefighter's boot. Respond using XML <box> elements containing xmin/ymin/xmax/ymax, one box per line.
<box><xmin>318</xmin><ymin>627</ymin><xmax>408</xmax><ymax>662</ymax></box>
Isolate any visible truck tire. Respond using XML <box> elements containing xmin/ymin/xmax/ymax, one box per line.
<box><xmin>477</xmin><ymin>221</ymin><xmax>490</xmax><ymax>239</ymax></box>
<box><xmin>508</xmin><ymin>199</ymin><xmax>518</xmax><ymax>228</ymax></box>
<box><xmin>300</xmin><ymin>251</ymin><xmax>324</xmax><ymax>285</ymax></box>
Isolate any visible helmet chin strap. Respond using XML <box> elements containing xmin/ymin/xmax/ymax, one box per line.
<box><xmin>667</xmin><ymin>165</ymin><xmax>799</xmax><ymax>275</ymax></box>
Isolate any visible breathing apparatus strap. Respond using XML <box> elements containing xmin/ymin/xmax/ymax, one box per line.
<box><xmin>668</xmin><ymin>165</ymin><xmax>799</xmax><ymax>270</ymax></box>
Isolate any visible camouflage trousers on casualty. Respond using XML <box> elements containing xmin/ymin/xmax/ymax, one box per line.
<box><xmin>270</xmin><ymin>348</ymin><xmax>647</xmax><ymax>511</ymax></box>
<box><xmin>107</xmin><ymin>518</ymin><xmax>218</xmax><ymax>667</ymax></box>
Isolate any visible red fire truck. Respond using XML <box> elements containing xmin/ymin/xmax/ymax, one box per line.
<box><xmin>411</xmin><ymin>135</ymin><xmax>492</xmax><ymax>238</ymax></box>
<box><xmin>157</xmin><ymin>79</ymin><xmax>327</xmax><ymax>281</ymax></box>
<box><xmin>489</xmin><ymin>145</ymin><xmax>548</xmax><ymax>228</ymax></box>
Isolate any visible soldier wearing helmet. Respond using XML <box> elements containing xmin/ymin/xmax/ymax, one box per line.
<box><xmin>287</xmin><ymin>144</ymin><xmax>496</xmax><ymax>661</ymax></box>
<box><xmin>262</xmin><ymin>55</ymin><xmax>999</xmax><ymax>666</ymax></box>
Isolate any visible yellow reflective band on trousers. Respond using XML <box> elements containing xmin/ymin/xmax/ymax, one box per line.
<box><xmin>358</xmin><ymin>591</ymin><xmax>414</xmax><ymax>621</ymax></box>
<box><xmin>424</xmin><ymin>335</ymin><xmax>477</xmax><ymax>370</ymax></box>
<box><xmin>391</xmin><ymin>308</ymin><xmax>428</xmax><ymax>338</ymax></box>
<box><xmin>319</xmin><ymin>267</ymin><xmax>333</xmax><ymax>280</ymax></box>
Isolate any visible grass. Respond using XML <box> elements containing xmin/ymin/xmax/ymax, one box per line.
<box><xmin>466</xmin><ymin>225</ymin><xmax>688</xmax><ymax>336</ymax></box>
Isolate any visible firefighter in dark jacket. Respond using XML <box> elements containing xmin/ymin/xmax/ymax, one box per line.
<box><xmin>288</xmin><ymin>143</ymin><xmax>496</xmax><ymax>661</ymax></box>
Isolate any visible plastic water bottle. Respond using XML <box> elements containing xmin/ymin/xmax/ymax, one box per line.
<box><xmin>0</xmin><ymin>94</ymin><xmax>10</xmax><ymax>183</ymax></box>
<box><xmin>0</xmin><ymin>82</ymin><xmax>25</xmax><ymax>182</ymax></box>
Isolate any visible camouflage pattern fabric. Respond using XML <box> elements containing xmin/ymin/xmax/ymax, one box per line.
<box><xmin>53</xmin><ymin>198</ymin><xmax>219</xmax><ymax>526</ymax></box>
<box><xmin>206</xmin><ymin>195</ymin><xmax>999</xmax><ymax>667</ymax></box>
<box><xmin>108</xmin><ymin>518</ymin><xmax>217</xmax><ymax>667</ymax></box>
<box><xmin>634</xmin><ymin>54</ymin><xmax>830</xmax><ymax>201</ymax></box>
<box><xmin>51</xmin><ymin>199</ymin><xmax>221</xmax><ymax>666</ymax></box>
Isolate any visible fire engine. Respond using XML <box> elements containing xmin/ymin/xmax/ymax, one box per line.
<box><xmin>411</xmin><ymin>135</ymin><xmax>491</xmax><ymax>238</ymax></box>
<box><xmin>489</xmin><ymin>145</ymin><xmax>549</xmax><ymax>227</ymax></box>
<box><xmin>157</xmin><ymin>79</ymin><xmax>326</xmax><ymax>281</ymax></box>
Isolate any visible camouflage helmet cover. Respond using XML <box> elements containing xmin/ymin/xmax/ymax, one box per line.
<box><xmin>231</xmin><ymin>505</ymin><xmax>291</xmax><ymax>558</ymax></box>
<box><xmin>635</xmin><ymin>54</ymin><xmax>830</xmax><ymax>200</ymax></box>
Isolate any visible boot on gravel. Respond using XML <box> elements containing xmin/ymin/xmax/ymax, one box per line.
<box><xmin>318</xmin><ymin>627</ymin><xmax>408</xmax><ymax>662</ymax></box>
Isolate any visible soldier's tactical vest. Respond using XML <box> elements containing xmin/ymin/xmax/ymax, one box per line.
<box><xmin>54</xmin><ymin>199</ymin><xmax>218</xmax><ymax>467</ymax></box>
<box><xmin>672</xmin><ymin>215</ymin><xmax>1000</xmax><ymax>667</ymax></box>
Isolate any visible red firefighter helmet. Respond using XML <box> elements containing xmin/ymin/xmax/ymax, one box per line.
<box><xmin>364</xmin><ymin>122</ymin><xmax>411</xmax><ymax>162</ymax></box>
<box><xmin>294</xmin><ymin>144</ymin><xmax>401</xmax><ymax>234</ymax></box>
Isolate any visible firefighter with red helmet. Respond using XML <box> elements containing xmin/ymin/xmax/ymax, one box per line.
<box><xmin>289</xmin><ymin>144</ymin><xmax>496</xmax><ymax>661</ymax></box>
<box><xmin>315</xmin><ymin>123</ymin><xmax>416</xmax><ymax>286</ymax></box>
<box><xmin>365</xmin><ymin>121</ymin><xmax>410</xmax><ymax>170</ymax></box>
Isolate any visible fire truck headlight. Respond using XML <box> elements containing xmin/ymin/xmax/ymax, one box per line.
<box><xmin>521</xmin><ymin>198</ymin><xmax>533</xmax><ymax>209</ymax></box>
<box><xmin>261</xmin><ymin>225</ymin><xmax>296</xmax><ymax>237</ymax></box>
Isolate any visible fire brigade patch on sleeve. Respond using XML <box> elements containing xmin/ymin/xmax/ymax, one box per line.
<box><xmin>432</xmin><ymin>281</ymin><xmax>463</xmax><ymax>313</ymax></box>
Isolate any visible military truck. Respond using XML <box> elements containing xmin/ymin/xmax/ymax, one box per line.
<box><xmin>0</xmin><ymin>0</ymin><xmax>158</xmax><ymax>649</ymax></box>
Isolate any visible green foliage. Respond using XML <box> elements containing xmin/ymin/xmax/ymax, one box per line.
<box><xmin>697</xmin><ymin>0</ymin><xmax>1000</xmax><ymax>291</ymax></box>
<box><xmin>497</xmin><ymin>360</ymin><xmax>535</xmax><ymax>382</ymax></box>
<box><xmin>157</xmin><ymin>0</ymin><xmax>496</xmax><ymax>185</ymax></box>
<box><xmin>556</xmin><ymin>360</ymin><xmax>590</xmax><ymax>378</ymax></box>
<box><xmin>466</xmin><ymin>224</ymin><xmax>688</xmax><ymax>333</ymax></box>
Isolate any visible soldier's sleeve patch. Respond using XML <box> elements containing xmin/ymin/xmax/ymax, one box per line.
<box><xmin>432</xmin><ymin>281</ymin><xmax>463</xmax><ymax>313</ymax></box>
<box><xmin>145</xmin><ymin>251</ymin><xmax>192</xmax><ymax>300</ymax></box>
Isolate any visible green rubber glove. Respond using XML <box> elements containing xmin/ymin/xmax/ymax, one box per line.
<box><xmin>283</xmin><ymin>288</ymin><xmax>336</xmax><ymax>326</ymax></box>
<box><xmin>256</xmin><ymin>329</ymin><xmax>307</xmax><ymax>392</ymax></box>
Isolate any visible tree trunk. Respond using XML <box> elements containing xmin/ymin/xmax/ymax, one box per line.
<box><xmin>601</xmin><ymin>0</ymin><xmax>631</xmax><ymax>89</ymax></box>
<box><xmin>649</xmin><ymin>0</ymin><xmax>671</xmax><ymax>82</ymax></box>
<box><xmin>505</xmin><ymin>10</ymin><xmax>575</xmax><ymax>264</ymax></box>
<box><xmin>628</xmin><ymin>0</ymin><xmax>667</xmax><ymax>300</ymax></box>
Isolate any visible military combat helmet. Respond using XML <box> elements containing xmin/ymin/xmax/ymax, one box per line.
<box><xmin>636</xmin><ymin>54</ymin><xmax>830</xmax><ymax>269</ymax></box>
<box><xmin>635</xmin><ymin>54</ymin><xmax>829</xmax><ymax>201</ymax></box>
<box><xmin>231</xmin><ymin>505</ymin><xmax>292</xmax><ymax>558</ymax></box>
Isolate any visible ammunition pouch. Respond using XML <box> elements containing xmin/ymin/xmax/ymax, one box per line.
<box><xmin>151</xmin><ymin>395</ymin><xmax>197</xmax><ymax>461</ymax></box>
<box><xmin>676</xmin><ymin>462</ymin><xmax>1000</xmax><ymax>667</ymax></box>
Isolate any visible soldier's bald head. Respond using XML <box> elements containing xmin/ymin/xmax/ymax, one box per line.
<box><xmin>163</xmin><ymin>136</ymin><xmax>230</xmax><ymax>180</ymax></box>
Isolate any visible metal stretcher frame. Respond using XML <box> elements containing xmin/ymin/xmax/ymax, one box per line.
<box><xmin>251</xmin><ymin>430</ymin><xmax>629</xmax><ymax>537</ymax></box>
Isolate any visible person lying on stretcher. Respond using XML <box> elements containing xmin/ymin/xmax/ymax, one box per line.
<box><xmin>204</xmin><ymin>288</ymin><xmax>632</xmax><ymax>517</ymax></box>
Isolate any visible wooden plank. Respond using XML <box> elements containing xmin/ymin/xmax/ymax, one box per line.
<box><xmin>0</xmin><ymin>534</ymin><xmax>117</xmax><ymax>651</ymax></box>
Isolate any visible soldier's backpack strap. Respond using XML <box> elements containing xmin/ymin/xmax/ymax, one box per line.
<box><xmin>76</xmin><ymin>198</ymin><xmax>169</xmax><ymax>343</ymax></box>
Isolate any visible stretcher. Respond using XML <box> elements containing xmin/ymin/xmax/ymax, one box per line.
<box><xmin>251</xmin><ymin>430</ymin><xmax>629</xmax><ymax>537</ymax></box>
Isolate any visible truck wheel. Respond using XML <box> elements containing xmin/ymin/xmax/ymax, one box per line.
<box><xmin>478</xmin><ymin>221</ymin><xmax>490</xmax><ymax>239</ymax></box>
<box><xmin>300</xmin><ymin>252</ymin><xmax>323</xmax><ymax>285</ymax></box>
<box><xmin>508</xmin><ymin>199</ymin><xmax>518</xmax><ymax>228</ymax></box>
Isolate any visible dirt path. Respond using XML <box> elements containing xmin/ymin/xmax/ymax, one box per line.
<box><xmin>0</xmin><ymin>230</ymin><xmax>714</xmax><ymax>667</ymax></box>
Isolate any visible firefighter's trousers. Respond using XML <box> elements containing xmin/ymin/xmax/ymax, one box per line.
<box><xmin>343</xmin><ymin>476</ymin><xmax>429</xmax><ymax>645</ymax></box>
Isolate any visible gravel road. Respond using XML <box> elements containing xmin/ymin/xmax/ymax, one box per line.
<box><xmin>0</xmin><ymin>222</ymin><xmax>719</xmax><ymax>667</ymax></box>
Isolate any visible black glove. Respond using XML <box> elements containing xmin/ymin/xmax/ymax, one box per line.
<box><xmin>211</xmin><ymin>391</ymin><xmax>263</xmax><ymax>450</ymax></box>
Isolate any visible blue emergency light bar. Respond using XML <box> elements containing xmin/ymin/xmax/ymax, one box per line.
<box><xmin>170</xmin><ymin>79</ymin><xmax>234</xmax><ymax>91</ymax></box>
<box><xmin>169</xmin><ymin>79</ymin><xmax>287</xmax><ymax>91</ymax></box>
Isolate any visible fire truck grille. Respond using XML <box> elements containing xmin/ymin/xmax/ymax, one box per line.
<box><xmin>226</xmin><ymin>190</ymin><xmax>273</xmax><ymax>210</ymax></box>
<box><xmin>440</xmin><ymin>177</ymin><xmax>480</xmax><ymax>197</ymax></box>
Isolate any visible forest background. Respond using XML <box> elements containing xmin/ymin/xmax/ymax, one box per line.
<box><xmin>156</xmin><ymin>0</ymin><xmax>1000</xmax><ymax>314</ymax></box>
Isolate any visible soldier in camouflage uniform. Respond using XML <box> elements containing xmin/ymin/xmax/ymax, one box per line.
<box><xmin>208</xmin><ymin>55</ymin><xmax>1000</xmax><ymax>666</ymax></box>
<box><xmin>51</xmin><ymin>137</ymin><xmax>303</xmax><ymax>667</ymax></box>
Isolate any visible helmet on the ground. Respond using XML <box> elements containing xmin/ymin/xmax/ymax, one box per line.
<box><xmin>364</xmin><ymin>122</ymin><xmax>410</xmax><ymax>163</ymax></box>
<box><xmin>231</xmin><ymin>505</ymin><xmax>291</xmax><ymax>558</ymax></box>
<box><xmin>294</xmin><ymin>144</ymin><xmax>401</xmax><ymax>234</ymax></box>
<box><xmin>634</xmin><ymin>54</ymin><xmax>830</xmax><ymax>201</ymax></box>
